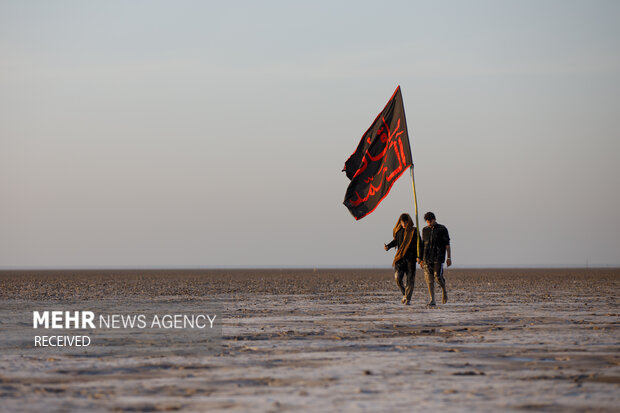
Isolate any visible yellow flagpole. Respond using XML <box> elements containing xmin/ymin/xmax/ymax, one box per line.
<box><xmin>410</xmin><ymin>165</ymin><xmax>420</xmax><ymax>258</ymax></box>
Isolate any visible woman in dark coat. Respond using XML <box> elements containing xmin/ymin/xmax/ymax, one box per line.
<box><xmin>384</xmin><ymin>213</ymin><xmax>423</xmax><ymax>305</ymax></box>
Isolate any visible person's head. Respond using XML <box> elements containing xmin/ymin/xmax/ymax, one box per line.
<box><xmin>424</xmin><ymin>211</ymin><xmax>436</xmax><ymax>227</ymax></box>
<box><xmin>399</xmin><ymin>213</ymin><xmax>412</xmax><ymax>229</ymax></box>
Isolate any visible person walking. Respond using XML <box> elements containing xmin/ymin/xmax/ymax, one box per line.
<box><xmin>384</xmin><ymin>213</ymin><xmax>423</xmax><ymax>305</ymax></box>
<box><xmin>421</xmin><ymin>212</ymin><xmax>451</xmax><ymax>307</ymax></box>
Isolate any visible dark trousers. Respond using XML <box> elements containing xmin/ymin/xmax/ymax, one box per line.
<box><xmin>394</xmin><ymin>259</ymin><xmax>416</xmax><ymax>303</ymax></box>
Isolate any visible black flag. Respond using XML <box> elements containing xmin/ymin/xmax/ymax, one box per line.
<box><xmin>342</xmin><ymin>86</ymin><xmax>412</xmax><ymax>220</ymax></box>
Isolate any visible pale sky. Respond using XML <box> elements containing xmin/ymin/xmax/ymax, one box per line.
<box><xmin>1</xmin><ymin>0</ymin><xmax>619</xmax><ymax>268</ymax></box>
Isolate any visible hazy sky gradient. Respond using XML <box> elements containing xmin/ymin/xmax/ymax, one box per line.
<box><xmin>1</xmin><ymin>0</ymin><xmax>619</xmax><ymax>268</ymax></box>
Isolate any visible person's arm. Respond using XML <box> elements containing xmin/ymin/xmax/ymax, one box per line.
<box><xmin>443</xmin><ymin>226</ymin><xmax>451</xmax><ymax>266</ymax></box>
<box><xmin>416</xmin><ymin>230</ymin><xmax>424</xmax><ymax>264</ymax></box>
<box><xmin>418</xmin><ymin>228</ymin><xmax>425</xmax><ymax>266</ymax></box>
<box><xmin>385</xmin><ymin>239</ymin><xmax>397</xmax><ymax>251</ymax></box>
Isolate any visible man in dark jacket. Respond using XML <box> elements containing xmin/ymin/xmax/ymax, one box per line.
<box><xmin>384</xmin><ymin>213</ymin><xmax>423</xmax><ymax>305</ymax></box>
<box><xmin>421</xmin><ymin>211</ymin><xmax>451</xmax><ymax>307</ymax></box>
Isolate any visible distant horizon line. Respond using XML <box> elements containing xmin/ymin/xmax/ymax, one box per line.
<box><xmin>1</xmin><ymin>265</ymin><xmax>618</xmax><ymax>271</ymax></box>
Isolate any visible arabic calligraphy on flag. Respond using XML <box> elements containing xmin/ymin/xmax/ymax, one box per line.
<box><xmin>342</xmin><ymin>86</ymin><xmax>413</xmax><ymax>220</ymax></box>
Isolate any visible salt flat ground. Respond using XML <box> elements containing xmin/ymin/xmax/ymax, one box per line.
<box><xmin>0</xmin><ymin>269</ymin><xmax>618</xmax><ymax>412</ymax></box>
